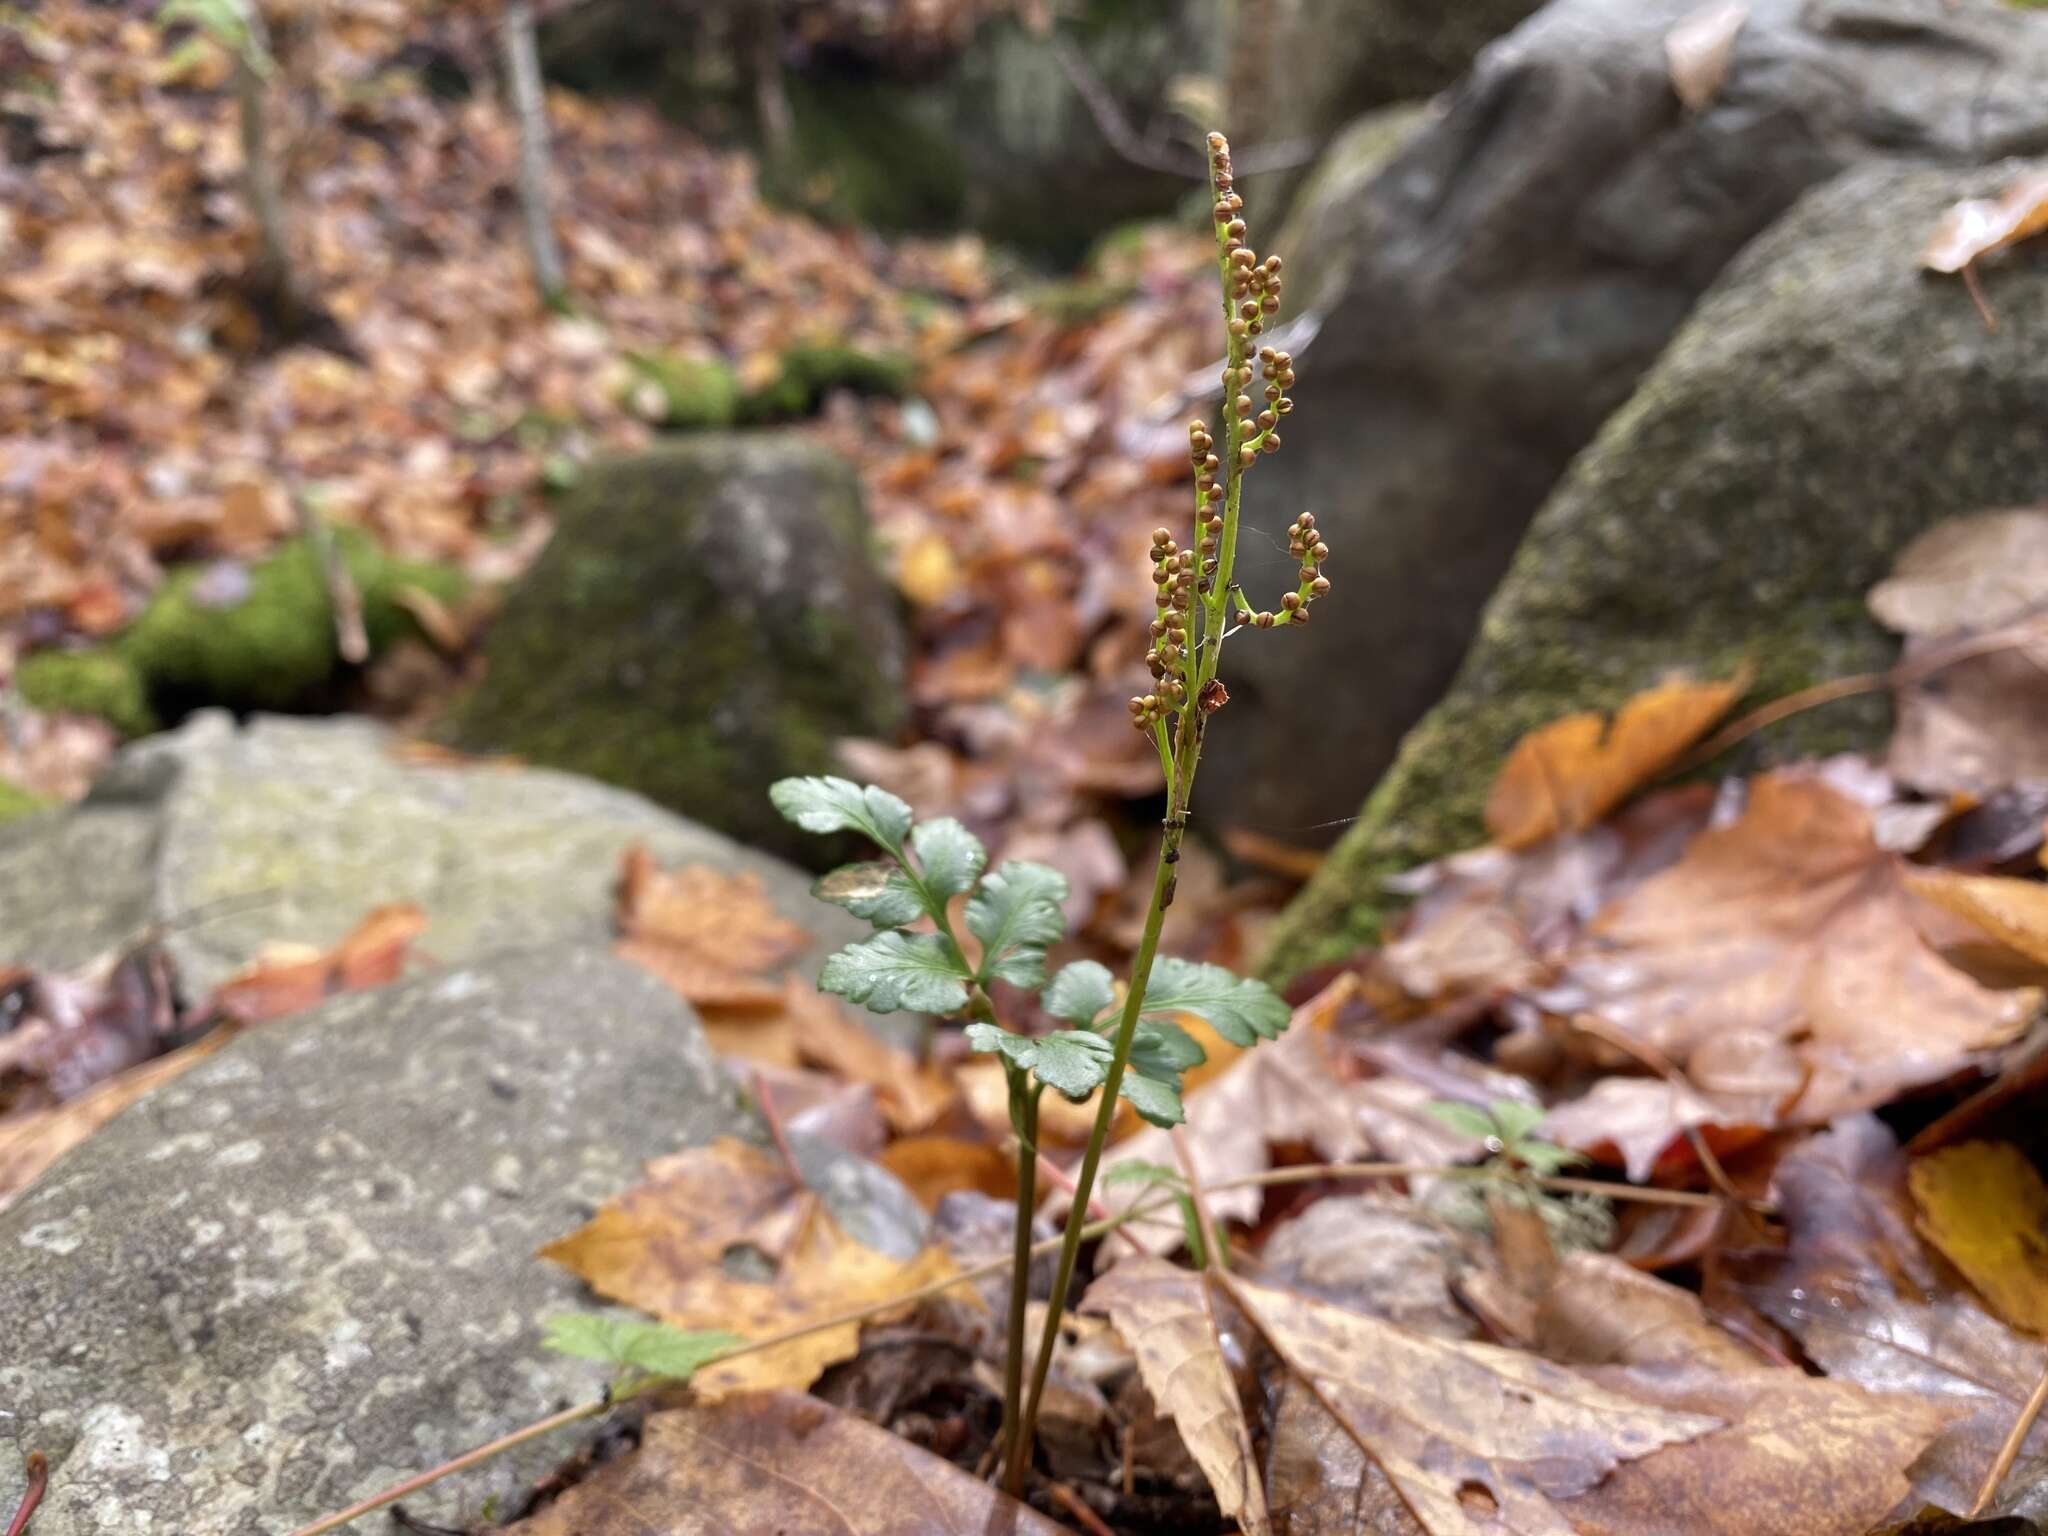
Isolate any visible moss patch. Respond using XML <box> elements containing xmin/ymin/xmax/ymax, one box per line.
<box><xmin>736</xmin><ymin>342</ymin><xmax>916</xmax><ymax>424</ymax></box>
<box><xmin>624</xmin><ymin>351</ymin><xmax>740</xmax><ymax>429</ymax></box>
<box><xmin>0</xmin><ymin>777</ymin><xmax>49</xmax><ymax>825</ymax></box>
<box><xmin>15</xmin><ymin>649</ymin><xmax>158</xmax><ymax>738</ymax></box>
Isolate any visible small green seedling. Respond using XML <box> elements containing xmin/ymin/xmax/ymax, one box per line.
<box><xmin>541</xmin><ymin>1314</ymin><xmax>740</xmax><ymax>1401</ymax></box>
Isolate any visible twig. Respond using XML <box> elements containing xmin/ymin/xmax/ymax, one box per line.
<box><xmin>5</xmin><ymin>1452</ymin><xmax>46</xmax><ymax>1536</ymax></box>
<box><xmin>1045</xmin><ymin>1478</ymin><xmax>1117</xmax><ymax>1536</ymax></box>
<box><xmin>752</xmin><ymin>1071</ymin><xmax>805</xmax><ymax>1188</ymax></box>
<box><xmin>1205</xmin><ymin>1160</ymin><xmax>1744</xmax><ymax>1210</ymax></box>
<box><xmin>1676</xmin><ymin>615</ymin><xmax>2048</xmax><ymax>773</ymax></box>
<box><xmin>1972</xmin><ymin>1355</ymin><xmax>2048</xmax><ymax>1516</ymax></box>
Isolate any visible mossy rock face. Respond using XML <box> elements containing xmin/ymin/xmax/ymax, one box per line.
<box><xmin>447</xmin><ymin>433</ymin><xmax>909</xmax><ymax>864</ymax></box>
<box><xmin>1197</xmin><ymin>0</ymin><xmax>2048</xmax><ymax>864</ymax></box>
<box><xmin>14</xmin><ymin>649</ymin><xmax>157</xmax><ymax>738</ymax></box>
<box><xmin>1260</xmin><ymin>159</ymin><xmax>2048</xmax><ymax>983</ymax></box>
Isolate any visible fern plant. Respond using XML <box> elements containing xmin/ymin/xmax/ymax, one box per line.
<box><xmin>771</xmin><ymin>130</ymin><xmax>1326</xmax><ymax>1496</ymax></box>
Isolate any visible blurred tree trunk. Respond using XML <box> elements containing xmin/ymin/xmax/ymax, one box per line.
<box><xmin>502</xmin><ymin>0</ymin><xmax>568</xmax><ymax>307</ymax></box>
<box><xmin>233</xmin><ymin>5</ymin><xmax>316</xmax><ymax>335</ymax></box>
<box><xmin>742</xmin><ymin>3</ymin><xmax>792</xmax><ymax>159</ymax></box>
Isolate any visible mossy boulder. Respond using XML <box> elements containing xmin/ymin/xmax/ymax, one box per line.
<box><xmin>1260</xmin><ymin>159</ymin><xmax>2048</xmax><ymax>983</ymax></box>
<box><xmin>16</xmin><ymin>531</ymin><xmax>467</xmax><ymax>737</ymax></box>
<box><xmin>447</xmin><ymin>433</ymin><xmax>909</xmax><ymax>864</ymax></box>
<box><xmin>1198</xmin><ymin>0</ymin><xmax>2048</xmax><ymax>859</ymax></box>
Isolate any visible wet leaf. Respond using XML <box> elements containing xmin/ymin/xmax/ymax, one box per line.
<box><xmin>1084</xmin><ymin>1257</ymin><xmax>1271</xmax><ymax>1536</ymax></box>
<box><xmin>1485</xmin><ymin>673</ymin><xmax>1748</xmax><ymax>850</ymax></box>
<box><xmin>909</xmin><ymin>816</ymin><xmax>987</xmax><ymax>902</ymax></box>
<box><xmin>537</xmin><ymin>1137</ymin><xmax>964</xmax><ymax>1399</ymax></box>
<box><xmin>820</xmin><ymin>931</ymin><xmax>970</xmax><ymax>1015</ymax></box>
<box><xmin>966</xmin><ymin>1021</ymin><xmax>1111</xmax><ymax>1098</ymax></box>
<box><xmin>1560</xmin><ymin>774</ymin><xmax>2036</xmax><ymax>1122</ymax></box>
<box><xmin>965</xmin><ymin>860</ymin><xmax>1069</xmax><ymax>987</ymax></box>
<box><xmin>1910</xmin><ymin>1140</ymin><xmax>2048</xmax><ymax>1335</ymax></box>
<box><xmin>615</xmin><ymin>850</ymin><xmax>809</xmax><ymax>1008</ymax></box>
<box><xmin>505</xmin><ymin>1393</ymin><xmax>1070</xmax><ymax>1535</ymax></box>
<box><xmin>769</xmin><ymin>776</ymin><xmax>914</xmax><ymax>854</ymax></box>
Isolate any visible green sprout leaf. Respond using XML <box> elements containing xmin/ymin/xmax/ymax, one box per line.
<box><xmin>769</xmin><ymin>776</ymin><xmax>913</xmax><ymax>856</ymax></box>
<box><xmin>1103</xmin><ymin>1162</ymin><xmax>1204</xmax><ymax>1263</ymax></box>
<box><xmin>966</xmin><ymin>861</ymin><xmax>1069</xmax><ymax>988</ymax></box>
<box><xmin>541</xmin><ymin>1314</ymin><xmax>739</xmax><ymax>1397</ymax></box>
<box><xmin>1116</xmin><ymin>1071</ymin><xmax>1186</xmax><ymax>1128</ymax></box>
<box><xmin>1488</xmin><ymin>1099</ymin><xmax>1548</xmax><ymax>1145</ymax></box>
<box><xmin>1129</xmin><ymin>1018</ymin><xmax>1205</xmax><ymax>1079</ymax></box>
<box><xmin>820</xmin><ymin>932</ymin><xmax>970</xmax><ymax>1014</ymax></box>
<box><xmin>911</xmin><ymin>817</ymin><xmax>987</xmax><ymax>903</ymax></box>
<box><xmin>1042</xmin><ymin>960</ymin><xmax>1116</xmax><ymax>1027</ymax></box>
<box><xmin>813</xmin><ymin>861</ymin><xmax>925</xmax><ymax>929</ymax></box>
<box><xmin>1425</xmin><ymin>1101</ymin><xmax>1502</xmax><ymax>1141</ymax></box>
<box><xmin>965</xmin><ymin>1023</ymin><xmax>1113</xmax><ymax>1100</ymax></box>
<box><xmin>1139</xmin><ymin>957</ymin><xmax>1289</xmax><ymax>1047</ymax></box>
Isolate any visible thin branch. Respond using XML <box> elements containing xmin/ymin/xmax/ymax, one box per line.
<box><xmin>500</xmin><ymin>0</ymin><xmax>567</xmax><ymax>305</ymax></box>
<box><xmin>1972</xmin><ymin>1355</ymin><xmax>2048</xmax><ymax>1516</ymax></box>
<box><xmin>5</xmin><ymin>1453</ymin><xmax>46</xmax><ymax>1536</ymax></box>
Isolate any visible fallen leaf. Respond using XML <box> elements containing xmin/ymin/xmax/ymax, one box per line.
<box><xmin>1083</xmin><ymin>1257</ymin><xmax>1272</xmax><ymax>1535</ymax></box>
<box><xmin>1923</xmin><ymin>171</ymin><xmax>2048</xmax><ymax>275</ymax></box>
<box><xmin>1728</xmin><ymin>1117</ymin><xmax>2048</xmax><ymax>1514</ymax></box>
<box><xmin>878</xmin><ymin>1134</ymin><xmax>1016</xmax><ymax>1210</ymax></box>
<box><xmin>614</xmin><ymin>848</ymin><xmax>809</xmax><ymax>1008</ymax></box>
<box><xmin>1905</xmin><ymin>868</ymin><xmax>2048</xmax><ymax>986</ymax></box>
<box><xmin>538</xmin><ymin>1137</ymin><xmax>964</xmax><ymax>1398</ymax></box>
<box><xmin>1484</xmin><ymin>672</ymin><xmax>1748</xmax><ymax>850</ymax></box>
<box><xmin>1229</xmin><ymin>1273</ymin><xmax>1719</xmax><ymax>1535</ymax></box>
<box><xmin>776</xmin><ymin>979</ymin><xmax>953</xmax><ymax>1132</ymax></box>
<box><xmin>1558</xmin><ymin>774</ymin><xmax>2036</xmax><ymax>1122</ymax></box>
<box><xmin>1665</xmin><ymin>1</ymin><xmax>1749</xmax><ymax>111</ymax></box>
<box><xmin>1540</xmin><ymin>1077</ymin><xmax>1771</xmax><ymax>1184</ymax></box>
<box><xmin>1910</xmin><ymin>1141</ymin><xmax>2048</xmax><ymax>1336</ymax></box>
<box><xmin>505</xmin><ymin>1392</ymin><xmax>1070</xmax><ymax>1535</ymax></box>
<box><xmin>205</xmin><ymin>903</ymin><xmax>428</xmax><ymax>1023</ymax></box>
<box><xmin>1533</xmin><ymin>1252</ymin><xmax>1763</xmax><ymax>1374</ymax></box>
<box><xmin>1869</xmin><ymin>511</ymin><xmax>2048</xmax><ymax>636</ymax></box>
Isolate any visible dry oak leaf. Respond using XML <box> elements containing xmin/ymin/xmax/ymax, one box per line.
<box><xmin>1560</xmin><ymin>774</ymin><xmax>2036</xmax><ymax>1122</ymax></box>
<box><xmin>1909</xmin><ymin>1140</ymin><xmax>2048</xmax><ymax>1337</ymax></box>
<box><xmin>1485</xmin><ymin>672</ymin><xmax>1748</xmax><ymax>850</ymax></box>
<box><xmin>614</xmin><ymin>847</ymin><xmax>809</xmax><ymax>1008</ymax></box>
<box><xmin>878</xmin><ymin>1134</ymin><xmax>1016</xmax><ymax>1211</ymax></box>
<box><xmin>205</xmin><ymin>902</ymin><xmax>428</xmax><ymax>1023</ymax></box>
<box><xmin>776</xmin><ymin>978</ymin><xmax>954</xmax><ymax>1132</ymax></box>
<box><xmin>538</xmin><ymin>1137</ymin><xmax>963</xmax><ymax>1399</ymax></box>
<box><xmin>1665</xmin><ymin>1</ymin><xmax>1749</xmax><ymax>112</ymax></box>
<box><xmin>506</xmin><ymin>1392</ymin><xmax>1070</xmax><ymax>1536</ymax></box>
<box><xmin>1539</xmin><ymin>1076</ymin><xmax>1771</xmax><ymax>1184</ymax></box>
<box><xmin>1227</xmin><ymin>1273</ymin><xmax>1718</xmax><ymax>1536</ymax></box>
<box><xmin>1084</xmin><ymin>1257</ymin><xmax>1272</xmax><ymax>1536</ymax></box>
<box><xmin>1922</xmin><ymin>170</ymin><xmax>2048</xmax><ymax>275</ymax></box>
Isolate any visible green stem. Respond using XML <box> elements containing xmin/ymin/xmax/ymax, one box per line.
<box><xmin>999</xmin><ymin>1075</ymin><xmax>1041</xmax><ymax>1484</ymax></box>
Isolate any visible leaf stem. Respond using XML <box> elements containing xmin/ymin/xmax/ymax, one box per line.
<box><xmin>5</xmin><ymin>1452</ymin><xmax>46</xmax><ymax>1536</ymax></box>
<box><xmin>999</xmin><ymin>1072</ymin><xmax>1040</xmax><ymax>1486</ymax></box>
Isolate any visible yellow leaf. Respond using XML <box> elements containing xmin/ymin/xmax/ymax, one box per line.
<box><xmin>895</xmin><ymin>530</ymin><xmax>964</xmax><ymax>608</ymax></box>
<box><xmin>538</xmin><ymin>1138</ymin><xmax>966</xmax><ymax>1398</ymax></box>
<box><xmin>1910</xmin><ymin>1140</ymin><xmax>2048</xmax><ymax>1336</ymax></box>
<box><xmin>1485</xmin><ymin>671</ymin><xmax>1748</xmax><ymax>849</ymax></box>
<box><xmin>1904</xmin><ymin>866</ymin><xmax>2048</xmax><ymax>985</ymax></box>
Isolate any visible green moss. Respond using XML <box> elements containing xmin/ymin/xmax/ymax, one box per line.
<box><xmin>767</xmin><ymin>75</ymin><xmax>968</xmax><ymax>233</ymax></box>
<box><xmin>0</xmin><ymin>776</ymin><xmax>49</xmax><ymax>825</ymax></box>
<box><xmin>116</xmin><ymin>531</ymin><xmax>467</xmax><ymax>715</ymax></box>
<box><xmin>736</xmin><ymin>343</ymin><xmax>916</xmax><ymax>424</ymax></box>
<box><xmin>15</xmin><ymin>649</ymin><xmax>158</xmax><ymax>737</ymax></box>
<box><xmin>624</xmin><ymin>351</ymin><xmax>740</xmax><ymax>429</ymax></box>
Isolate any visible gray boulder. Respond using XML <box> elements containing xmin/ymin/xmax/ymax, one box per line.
<box><xmin>0</xmin><ymin>945</ymin><xmax>914</xmax><ymax>1534</ymax></box>
<box><xmin>448</xmin><ymin>433</ymin><xmax>909</xmax><ymax>867</ymax></box>
<box><xmin>1199</xmin><ymin>0</ymin><xmax>2048</xmax><ymax>851</ymax></box>
<box><xmin>1263</xmin><ymin>158</ymin><xmax>2048</xmax><ymax>979</ymax></box>
<box><xmin>0</xmin><ymin>711</ymin><xmax>861</xmax><ymax>997</ymax></box>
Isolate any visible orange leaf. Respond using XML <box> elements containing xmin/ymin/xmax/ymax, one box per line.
<box><xmin>1485</xmin><ymin>672</ymin><xmax>1748</xmax><ymax>849</ymax></box>
<box><xmin>613</xmin><ymin>848</ymin><xmax>809</xmax><ymax>1007</ymax></box>
<box><xmin>1922</xmin><ymin>169</ymin><xmax>2048</xmax><ymax>274</ymax></box>
<box><xmin>1909</xmin><ymin>1140</ymin><xmax>2048</xmax><ymax>1337</ymax></box>
<box><xmin>878</xmin><ymin>1135</ymin><xmax>1016</xmax><ymax>1211</ymax></box>
<box><xmin>207</xmin><ymin>902</ymin><xmax>427</xmax><ymax>1023</ymax></box>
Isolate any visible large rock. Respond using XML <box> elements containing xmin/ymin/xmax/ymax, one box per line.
<box><xmin>0</xmin><ymin>711</ymin><xmax>862</xmax><ymax>996</ymax></box>
<box><xmin>0</xmin><ymin>946</ymin><xmax>912</xmax><ymax>1534</ymax></box>
<box><xmin>1230</xmin><ymin>0</ymin><xmax>1542</xmax><ymax>219</ymax></box>
<box><xmin>448</xmin><ymin>434</ymin><xmax>909</xmax><ymax>867</ymax></box>
<box><xmin>1198</xmin><ymin>0</ymin><xmax>2048</xmax><ymax>850</ymax></box>
<box><xmin>1262</xmin><ymin>158</ymin><xmax>2048</xmax><ymax>980</ymax></box>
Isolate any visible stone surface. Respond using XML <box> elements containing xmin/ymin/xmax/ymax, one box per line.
<box><xmin>0</xmin><ymin>947</ymin><xmax>750</xmax><ymax>1534</ymax></box>
<box><xmin>1264</xmin><ymin>157</ymin><xmax>2048</xmax><ymax>979</ymax></box>
<box><xmin>0</xmin><ymin>711</ymin><xmax>862</xmax><ymax>998</ymax></box>
<box><xmin>447</xmin><ymin>432</ymin><xmax>909</xmax><ymax>866</ymax></box>
<box><xmin>1200</xmin><ymin>0</ymin><xmax>2048</xmax><ymax>852</ymax></box>
<box><xmin>1231</xmin><ymin>0</ymin><xmax>1541</xmax><ymax>219</ymax></box>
